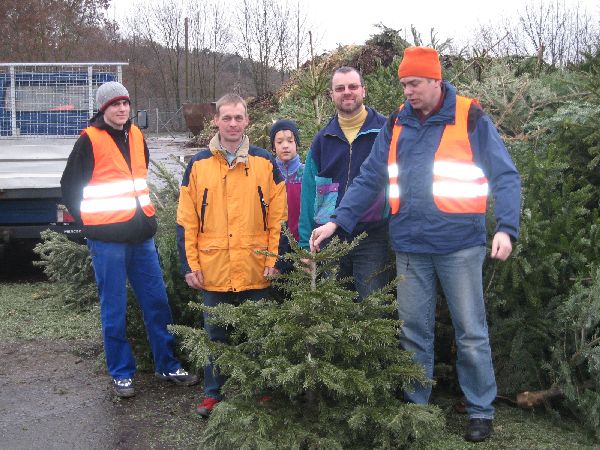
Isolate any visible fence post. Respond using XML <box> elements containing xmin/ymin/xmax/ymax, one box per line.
<box><xmin>87</xmin><ymin>65</ymin><xmax>93</xmax><ymax>119</ymax></box>
<box><xmin>9</xmin><ymin>65</ymin><xmax>17</xmax><ymax>136</ymax></box>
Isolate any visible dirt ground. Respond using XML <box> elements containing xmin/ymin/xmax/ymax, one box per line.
<box><xmin>0</xmin><ymin>339</ymin><xmax>204</xmax><ymax>450</ymax></box>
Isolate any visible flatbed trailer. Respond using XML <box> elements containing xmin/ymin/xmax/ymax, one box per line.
<box><xmin>0</xmin><ymin>63</ymin><xmax>127</xmax><ymax>249</ymax></box>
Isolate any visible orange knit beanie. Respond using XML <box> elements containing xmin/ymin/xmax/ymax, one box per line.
<box><xmin>398</xmin><ymin>47</ymin><xmax>442</xmax><ymax>80</ymax></box>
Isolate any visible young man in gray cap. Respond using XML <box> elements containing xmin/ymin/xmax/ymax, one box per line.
<box><xmin>61</xmin><ymin>81</ymin><xmax>197</xmax><ymax>397</ymax></box>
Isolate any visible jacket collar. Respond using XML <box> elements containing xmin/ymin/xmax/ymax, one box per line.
<box><xmin>90</xmin><ymin>114</ymin><xmax>132</xmax><ymax>144</ymax></box>
<box><xmin>209</xmin><ymin>133</ymin><xmax>250</xmax><ymax>168</ymax></box>
<box><xmin>397</xmin><ymin>80</ymin><xmax>457</xmax><ymax>127</ymax></box>
<box><xmin>276</xmin><ymin>154</ymin><xmax>301</xmax><ymax>178</ymax></box>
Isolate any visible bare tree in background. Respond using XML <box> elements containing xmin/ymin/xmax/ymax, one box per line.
<box><xmin>125</xmin><ymin>30</ymin><xmax>153</xmax><ymax>113</ymax></box>
<box><xmin>292</xmin><ymin>1</ymin><xmax>310</xmax><ymax>70</ymax></box>
<box><xmin>474</xmin><ymin>0</ymin><xmax>598</xmax><ymax>66</ymax></box>
<box><xmin>274</xmin><ymin>3</ymin><xmax>292</xmax><ymax>83</ymax></box>
<box><xmin>518</xmin><ymin>0</ymin><xmax>596</xmax><ymax>66</ymax></box>
<box><xmin>206</xmin><ymin>2</ymin><xmax>232</xmax><ymax>100</ymax></box>
<box><xmin>134</xmin><ymin>0</ymin><xmax>186</xmax><ymax>111</ymax></box>
<box><xmin>187</xmin><ymin>0</ymin><xmax>234</xmax><ymax>101</ymax></box>
<box><xmin>273</xmin><ymin>0</ymin><xmax>310</xmax><ymax>81</ymax></box>
<box><xmin>237</xmin><ymin>0</ymin><xmax>292</xmax><ymax>96</ymax></box>
<box><xmin>0</xmin><ymin>0</ymin><xmax>115</xmax><ymax>61</ymax></box>
<box><xmin>2</xmin><ymin>0</ymin><xmax>315</xmax><ymax>113</ymax></box>
<box><xmin>188</xmin><ymin>2</ymin><xmax>209</xmax><ymax>101</ymax></box>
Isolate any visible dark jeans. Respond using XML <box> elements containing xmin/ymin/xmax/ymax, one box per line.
<box><xmin>201</xmin><ymin>288</ymin><xmax>270</xmax><ymax>399</ymax></box>
<box><xmin>338</xmin><ymin>230</ymin><xmax>392</xmax><ymax>300</ymax></box>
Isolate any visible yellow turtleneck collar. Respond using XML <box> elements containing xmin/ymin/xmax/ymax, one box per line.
<box><xmin>338</xmin><ymin>106</ymin><xmax>368</xmax><ymax>143</ymax></box>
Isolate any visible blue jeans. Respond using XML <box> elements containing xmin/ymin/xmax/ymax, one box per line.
<box><xmin>395</xmin><ymin>246</ymin><xmax>496</xmax><ymax>419</ymax></box>
<box><xmin>202</xmin><ymin>288</ymin><xmax>270</xmax><ymax>399</ymax></box>
<box><xmin>87</xmin><ymin>238</ymin><xmax>181</xmax><ymax>379</ymax></box>
<box><xmin>338</xmin><ymin>230</ymin><xmax>391</xmax><ymax>300</ymax></box>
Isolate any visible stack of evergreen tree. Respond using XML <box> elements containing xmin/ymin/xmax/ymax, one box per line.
<box><xmin>172</xmin><ymin>233</ymin><xmax>444</xmax><ymax>449</ymax></box>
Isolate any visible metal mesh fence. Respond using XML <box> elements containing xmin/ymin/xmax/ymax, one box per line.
<box><xmin>144</xmin><ymin>107</ymin><xmax>187</xmax><ymax>135</ymax></box>
<box><xmin>138</xmin><ymin>98</ymin><xmax>187</xmax><ymax>135</ymax></box>
<box><xmin>0</xmin><ymin>63</ymin><xmax>126</xmax><ymax>138</ymax></box>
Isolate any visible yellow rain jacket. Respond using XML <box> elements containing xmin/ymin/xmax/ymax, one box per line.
<box><xmin>177</xmin><ymin>134</ymin><xmax>287</xmax><ymax>292</ymax></box>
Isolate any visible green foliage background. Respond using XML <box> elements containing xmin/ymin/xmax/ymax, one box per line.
<box><xmin>245</xmin><ymin>39</ymin><xmax>600</xmax><ymax>440</ymax></box>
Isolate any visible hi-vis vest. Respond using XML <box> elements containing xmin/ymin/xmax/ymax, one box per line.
<box><xmin>80</xmin><ymin>125</ymin><xmax>155</xmax><ymax>225</ymax></box>
<box><xmin>387</xmin><ymin>95</ymin><xmax>488</xmax><ymax>214</ymax></box>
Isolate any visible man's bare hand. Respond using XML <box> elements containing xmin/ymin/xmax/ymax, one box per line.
<box><xmin>309</xmin><ymin>222</ymin><xmax>338</xmax><ymax>252</ymax></box>
<box><xmin>490</xmin><ymin>231</ymin><xmax>512</xmax><ymax>261</ymax></box>
<box><xmin>264</xmin><ymin>267</ymin><xmax>280</xmax><ymax>277</ymax></box>
<box><xmin>184</xmin><ymin>270</ymin><xmax>204</xmax><ymax>290</ymax></box>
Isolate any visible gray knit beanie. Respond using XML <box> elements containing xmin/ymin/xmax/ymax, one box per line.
<box><xmin>96</xmin><ymin>81</ymin><xmax>130</xmax><ymax>112</ymax></box>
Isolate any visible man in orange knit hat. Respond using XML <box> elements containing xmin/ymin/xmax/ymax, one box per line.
<box><xmin>310</xmin><ymin>47</ymin><xmax>521</xmax><ymax>442</ymax></box>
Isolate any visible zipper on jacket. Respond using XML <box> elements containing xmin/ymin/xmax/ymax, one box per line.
<box><xmin>343</xmin><ymin>129</ymin><xmax>378</xmax><ymax>192</ymax></box>
<box><xmin>257</xmin><ymin>186</ymin><xmax>268</xmax><ymax>231</ymax></box>
<box><xmin>345</xmin><ymin>141</ymin><xmax>354</xmax><ymax>192</ymax></box>
<box><xmin>200</xmin><ymin>188</ymin><xmax>208</xmax><ymax>233</ymax></box>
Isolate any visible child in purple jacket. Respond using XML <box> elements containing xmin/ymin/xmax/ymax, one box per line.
<box><xmin>270</xmin><ymin>119</ymin><xmax>304</xmax><ymax>241</ymax></box>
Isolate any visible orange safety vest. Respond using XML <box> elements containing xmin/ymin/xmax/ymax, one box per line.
<box><xmin>387</xmin><ymin>95</ymin><xmax>488</xmax><ymax>214</ymax></box>
<box><xmin>80</xmin><ymin>125</ymin><xmax>155</xmax><ymax>225</ymax></box>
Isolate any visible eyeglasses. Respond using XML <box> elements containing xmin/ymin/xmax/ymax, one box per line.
<box><xmin>332</xmin><ymin>83</ymin><xmax>362</xmax><ymax>93</ymax></box>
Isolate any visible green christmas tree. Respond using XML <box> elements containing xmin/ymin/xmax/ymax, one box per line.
<box><xmin>172</xmin><ymin>231</ymin><xmax>444</xmax><ymax>449</ymax></box>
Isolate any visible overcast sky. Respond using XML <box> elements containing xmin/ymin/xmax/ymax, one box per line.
<box><xmin>112</xmin><ymin>0</ymin><xmax>600</xmax><ymax>53</ymax></box>
<box><xmin>302</xmin><ymin>0</ymin><xmax>600</xmax><ymax>52</ymax></box>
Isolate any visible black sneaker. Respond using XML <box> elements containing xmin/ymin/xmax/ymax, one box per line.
<box><xmin>464</xmin><ymin>418</ymin><xmax>493</xmax><ymax>442</ymax></box>
<box><xmin>155</xmin><ymin>368</ymin><xmax>198</xmax><ymax>386</ymax></box>
<box><xmin>112</xmin><ymin>378</ymin><xmax>135</xmax><ymax>398</ymax></box>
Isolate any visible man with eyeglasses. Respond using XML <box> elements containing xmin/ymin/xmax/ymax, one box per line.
<box><xmin>310</xmin><ymin>47</ymin><xmax>521</xmax><ymax>442</ymax></box>
<box><xmin>298</xmin><ymin>66</ymin><xmax>391</xmax><ymax>299</ymax></box>
<box><xmin>177</xmin><ymin>93</ymin><xmax>287</xmax><ymax>417</ymax></box>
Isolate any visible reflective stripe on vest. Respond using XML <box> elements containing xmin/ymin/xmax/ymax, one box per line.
<box><xmin>80</xmin><ymin>125</ymin><xmax>156</xmax><ymax>225</ymax></box>
<box><xmin>387</xmin><ymin>95</ymin><xmax>488</xmax><ymax>214</ymax></box>
<box><xmin>387</xmin><ymin>116</ymin><xmax>402</xmax><ymax>214</ymax></box>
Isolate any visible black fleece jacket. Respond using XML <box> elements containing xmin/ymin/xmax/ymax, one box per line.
<box><xmin>60</xmin><ymin>114</ymin><xmax>157</xmax><ymax>243</ymax></box>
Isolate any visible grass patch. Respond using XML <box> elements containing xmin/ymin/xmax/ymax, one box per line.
<box><xmin>0</xmin><ymin>281</ymin><xmax>100</xmax><ymax>341</ymax></box>
<box><xmin>426</xmin><ymin>394</ymin><xmax>598</xmax><ymax>449</ymax></box>
<box><xmin>0</xmin><ymin>281</ymin><xmax>598</xmax><ymax>448</ymax></box>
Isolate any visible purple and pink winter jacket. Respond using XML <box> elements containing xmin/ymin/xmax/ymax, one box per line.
<box><xmin>276</xmin><ymin>154</ymin><xmax>303</xmax><ymax>241</ymax></box>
